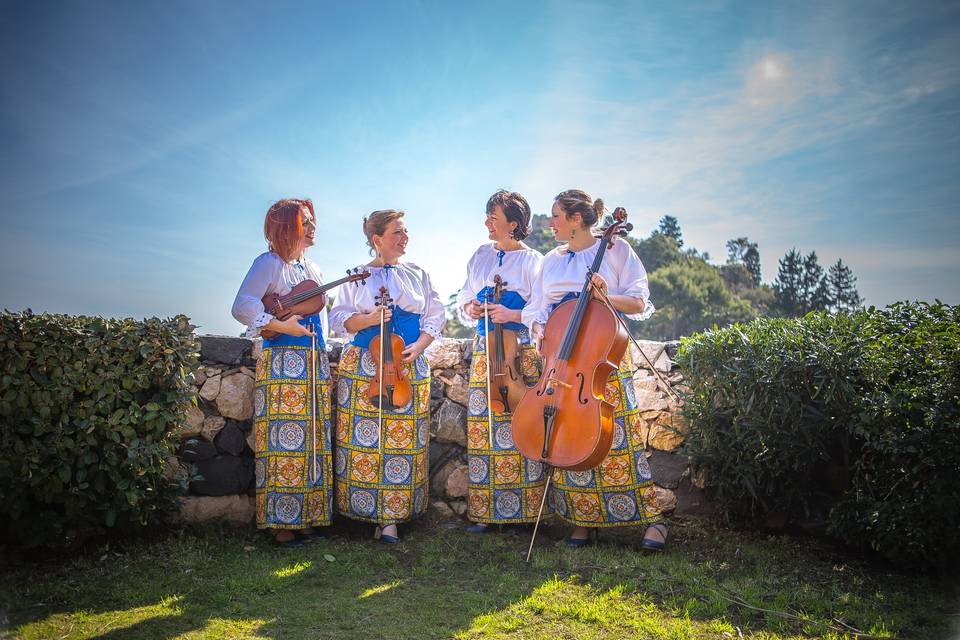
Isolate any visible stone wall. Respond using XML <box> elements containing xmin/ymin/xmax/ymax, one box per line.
<box><xmin>175</xmin><ymin>335</ymin><xmax>709</xmax><ymax>525</ymax></box>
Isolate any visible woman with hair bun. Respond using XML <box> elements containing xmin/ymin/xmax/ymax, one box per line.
<box><xmin>455</xmin><ymin>190</ymin><xmax>545</xmax><ymax>533</ymax></box>
<box><xmin>521</xmin><ymin>189</ymin><xmax>668</xmax><ymax>550</ymax></box>
<box><xmin>329</xmin><ymin>209</ymin><xmax>444</xmax><ymax>543</ymax></box>
<box><xmin>231</xmin><ymin>198</ymin><xmax>332</xmax><ymax>546</ymax></box>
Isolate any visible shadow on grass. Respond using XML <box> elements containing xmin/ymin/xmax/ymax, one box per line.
<box><xmin>2</xmin><ymin>515</ymin><xmax>957</xmax><ymax>639</ymax></box>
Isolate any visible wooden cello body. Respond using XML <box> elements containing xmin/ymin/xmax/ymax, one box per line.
<box><xmin>511</xmin><ymin>208</ymin><xmax>632</xmax><ymax>472</ymax></box>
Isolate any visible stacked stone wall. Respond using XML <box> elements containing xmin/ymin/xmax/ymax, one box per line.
<box><xmin>176</xmin><ymin>336</ymin><xmax>709</xmax><ymax>524</ymax></box>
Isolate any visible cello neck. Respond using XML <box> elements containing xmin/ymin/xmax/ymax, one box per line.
<box><xmin>557</xmin><ymin>238</ymin><xmax>614</xmax><ymax>361</ymax></box>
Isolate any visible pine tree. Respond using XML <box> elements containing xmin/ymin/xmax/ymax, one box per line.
<box><xmin>657</xmin><ymin>215</ymin><xmax>683</xmax><ymax>248</ymax></box>
<box><xmin>773</xmin><ymin>248</ymin><xmax>804</xmax><ymax>316</ymax></box>
<box><xmin>802</xmin><ymin>251</ymin><xmax>831</xmax><ymax>311</ymax></box>
<box><xmin>827</xmin><ymin>259</ymin><xmax>863</xmax><ymax>312</ymax></box>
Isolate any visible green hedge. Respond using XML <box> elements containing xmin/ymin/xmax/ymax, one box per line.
<box><xmin>0</xmin><ymin>311</ymin><xmax>199</xmax><ymax>550</ymax></box>
<box><xmin>678</xmin><ymin>302</ymin><xmax>959</xmax><ymax>569</ymax></box>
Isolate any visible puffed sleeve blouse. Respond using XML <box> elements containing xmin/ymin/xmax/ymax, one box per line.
<box><xmin>455</xmin><ymin>242</ymin><xmax>543</xmax><ymax>326</ymax></box>
<box><xmin>328</xmin><ymin>262</ymin><xmax>445</xmax><ymax>342</ymax></box>
<box><xmin>521</xmin><ymin>237</ymin><xmax>655</xmax><ymax>331</ymax></box>
<box><xmin>231</xmin><ymin>251</ymin><xmax>326</xmax><ymax>338</ymax></box>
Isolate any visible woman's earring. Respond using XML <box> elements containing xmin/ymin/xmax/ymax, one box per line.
<box><xmin>571</xmin><ymin>229</ymin><xmax>576</xmax><ymax>238</ymax></box>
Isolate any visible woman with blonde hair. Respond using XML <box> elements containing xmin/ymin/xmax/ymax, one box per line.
<box><xmin>329</xmin><ymin>209</ymin><xmax>444</xmax><ymax>543</ymax></box>
<box><xmin>232</xmin><ymin>198</ymin><xmax>332</xmax><ymax>546</ymax></box>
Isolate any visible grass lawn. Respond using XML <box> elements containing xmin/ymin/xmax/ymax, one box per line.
<box><xmin>1</xmin><ymin>514</ymin><xmax>955</xmax><ymax>639</ymax></box>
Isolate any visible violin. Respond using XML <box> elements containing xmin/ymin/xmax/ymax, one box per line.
<box><xmin>484</xmin><ymin>275</ymin><xmax>528</xmax><ymax>414</ymax></box>
<box><xmin>511</xmin><ymin>208</ymin><xmax>633</xmax><ymax>471</ymax></box>
<box><xmin>261</xmin><ymin>268</ymin><xmax>370</xmax><ymax>339</ymax></box>
<box><xmin>367</xmin><ymin>286</ymin><xmax>413</xmax><ymax>410</ymax></box>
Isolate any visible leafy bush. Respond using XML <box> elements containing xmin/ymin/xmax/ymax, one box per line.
<box><xmin>0</xmin><ymin>311</ymin><xmax>199</xmax><ymax>550</ymax></box>
<box><xmin>830</xmin><ymin>302</ymin><xmax>960</xmax><ymax>568</ymax></box>
<box><xmin>678</xmin><ymin>312</ymin><xmax>869</xmax><ymax>523</ymax></box>
<box><xmin>678</xmin><ymin>302</ymin><xmax>959</xmax><ymax>569</ymax></box>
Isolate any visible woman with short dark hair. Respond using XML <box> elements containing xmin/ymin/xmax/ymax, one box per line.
<box><xmin>456</xmin><ymin>190</ymin><xmax>546</xmax><ymax>532</ymax></box>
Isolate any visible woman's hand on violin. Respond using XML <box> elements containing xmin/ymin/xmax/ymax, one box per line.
<box><xmin>463</xmin><ymin>301</ymin><xmax>484</xmax><ymax>320</ymax></box>
<box><xmin>270</xmin><ymin>315</ymin><xmax>314</xmax><ymax>337</ymax></box>
<box><xmin>590</xmin><ymin>273</ymin><xmax>610</xmax><ymax>300</ymax></box>
<box><xmin>400</xmin><ymin>335</ymin><xmax>431</xmax><ymax>363</ymax></box>
<box><xmin>486</xmin><ymin>304</ymin><xmax>520</xmax><ymax>324</ymax></box>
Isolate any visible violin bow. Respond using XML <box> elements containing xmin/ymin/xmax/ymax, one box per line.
<box><xmin>525</xmin><ymin>466</ymin><xmax>553</xmax><ymax>563</ymax></box>
<box><xmin>592</xmin><ymin>286</ymin><xmax>683</xmax><ymax>406</ymax></box>
<box><xmin>483</xmin><ymin>288</ymin><xmax>494</xmax><ymax>450</ymax></box>
<box><xmin>309</xmin><ymin>320</ymin><xmax>318</xmax><ymax>484</ymax></box>
<box><xmin>377</xmin><ymin>293</ymin><xmax>386</xmax><ymax>456</ymax></box>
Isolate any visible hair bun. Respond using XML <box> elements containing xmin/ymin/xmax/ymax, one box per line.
<box><xmin>593</xmin><ymin>198</ymin><xmax>605</xmax><ymax>218</ymax></box>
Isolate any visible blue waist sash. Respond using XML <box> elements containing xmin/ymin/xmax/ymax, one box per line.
<box><xmin>262</xmin><ymin>312</ymin><xmax>326</xmax><ymax>350</ymax></box>
<box><xmin>353</xmin><ymin>306</ymin><xmax>422</xmax><ymax>348</ymax></box>
<box><xmin>475</xmin><ymin>288</ymin><xmax>526</xmax><ymax>336</ymax></box>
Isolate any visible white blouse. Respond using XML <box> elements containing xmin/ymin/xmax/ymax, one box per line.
<box><xmin>231</xmin><ymin>251</ymin><xmax>326</xmax><ymax>338</ymax></box>
<box><xmin>329</xmin><ymin>262</ymin><xmax>445</xmax><ymax>340</ymax></box>
<box><xmin>521</xmin><ymin>237</ymin><xmax>655</xmax><ymax>330</ymax></box>
<box><xmin>455</xmin><ymin>242</ymin><xmax>543</xmax><ymax>324</ymax></box>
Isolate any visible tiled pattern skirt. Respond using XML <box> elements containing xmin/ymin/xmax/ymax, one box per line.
<box><xmin>333</xmin><ymin>345</ymin><xmax>430</xmax><ymax>524</ymax></box>
<box><xmin>549</xmin><ymin>349</ymin><xmax>666</xmax><ymax>528</ymax></box>
<box><xmin>253</xmin><ymin>344</ymin><xmax>333</xmax><ymax>529</ymax></box>
<box><xmin>466</xmin><ymin>334</ymin><xmax>547</xmax><ymax>523</ymax></box>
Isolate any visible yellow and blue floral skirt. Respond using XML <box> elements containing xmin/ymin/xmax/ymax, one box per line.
<box><xmin>466</xmin><ymin>333</ymin><xmax>546</xmax><ymax>524</ymax></box>
<box><xmin>333</xmin><ymin>344</ymin><xmax>430</xmax><ymax>524</ymax></box>
<box><xmin>549</xmin><ymin>349</ymin><xmax>666</xmax><ymax>528</ymax></box>
<box><xmin>253</xmin><ymin>343</ymin><xmax>333</xmax><ymax>529</ymax></box>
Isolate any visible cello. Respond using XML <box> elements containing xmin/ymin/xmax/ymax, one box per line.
<box><xmin>484</xmin><ymin>274</ymin><xmax>528</xmax><ymax>415</ymax></box>
<box><xmin>512</xmin><ymin>207</ymin><xmax>633</xmax><ymax>472</ymax></box>
<box><xmin>367</xmin><ymin>286</ymin><xmax>413</xmax><ymax>410</ymax></box>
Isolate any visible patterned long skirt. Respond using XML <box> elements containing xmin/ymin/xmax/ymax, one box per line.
<box><xmin>253</xmin><ymin>343</ymin><xmax>333</xmax><ymax>529</ymax></box>
<box><xmin>333</xmin><ymin>344</ymin><xmax>430</xmax><ymax>524</ymax></box>
<box><xmin>549</xmin><ymin>349</ymin><xmax>665</xmax><ymax>528</ymax></box>
<box><xmin>466</xmin><ymin>334</ymin><xmax>547</xmax><ymax>523</ymax></box>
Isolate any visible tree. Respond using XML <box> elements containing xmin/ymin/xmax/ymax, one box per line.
<box><xmin>644</xmin><ymin>257</ymin><xmax>754</xmax><ymax>340</ymax></box>
<box><xmin>773</xmin><ymin>249</ymin><xmax>831</xmax><ymax>317</ymax></box>
<box><xmin>626</xmin><ymin>232</ymin><xmax>683</xmax><ymax>273</ymax></box>
<box><xmin>826</xmin><ymin>259</ymin><xmax>863</xmax><ymax>312</ymax></box>
<box><xmin>524</xmin><ymin>213</ymin><xmax>558</xmax><ymax>255</ymax></box>
<box><xmin>657</xmin><ymin>215</ymin><xmax>683</xmax><ymax>247</ymax></box>
<box><xmin>443</xmin><ymin>292</ymin><xmax>473</xmax><ymax>338</ymax></box>
<box><xmin>726</xmin><ymin>237</ymin><xmax>761</xmax><ymax>285</ymax></box>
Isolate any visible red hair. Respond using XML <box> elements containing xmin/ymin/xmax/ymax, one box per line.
<box><xmin>263</xmin><ymin>198</ymin><xmax>314</xmax><ymax>262</ymax></box>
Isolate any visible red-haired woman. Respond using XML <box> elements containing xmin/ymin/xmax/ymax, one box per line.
<box><xmin>329</xmin><ymin>209</ymin><xmax>445</xmax><ymax>543</ymax></box>
<box><xmin>522</xmin><ymin>190</ymin><xmax>668</xmax><ymax>550</ymax></box>
<box><xmin>232</xmin><ymin>198</ymin><xmax>332</xmax><ymax>546</ymax></box>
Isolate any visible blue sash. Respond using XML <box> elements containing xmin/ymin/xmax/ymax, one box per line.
<box><xmin>353</xmin><ymin>306</ymin><xmax>422</xmax><ymax>348</ymax></box>
<box><xmin>262</xmin><ymin>312</ymin><xmax>326</xmax><ymax>350</ymax></box>
<box><xmin>475</xmin><ymin>287</ymin><xmax>526</xmax><ymax>336</ymax></box>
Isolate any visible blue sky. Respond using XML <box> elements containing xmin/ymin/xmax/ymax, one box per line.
<box><xmin>1</xmin><ymin>1</ymin><xmax>957</xmax><ymax>335</ymax></box>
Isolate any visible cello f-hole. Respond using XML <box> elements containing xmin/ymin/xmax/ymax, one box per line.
<box><xmin>576</xmin><ymin>372</ymin><xmax>588</xmax><ymax>405</ymax></box>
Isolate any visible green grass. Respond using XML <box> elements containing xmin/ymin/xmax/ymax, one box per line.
<box><xmin>1</xmin><ymin>515</ymin><xmax>955</xmax><ymax>639</ymax></box>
